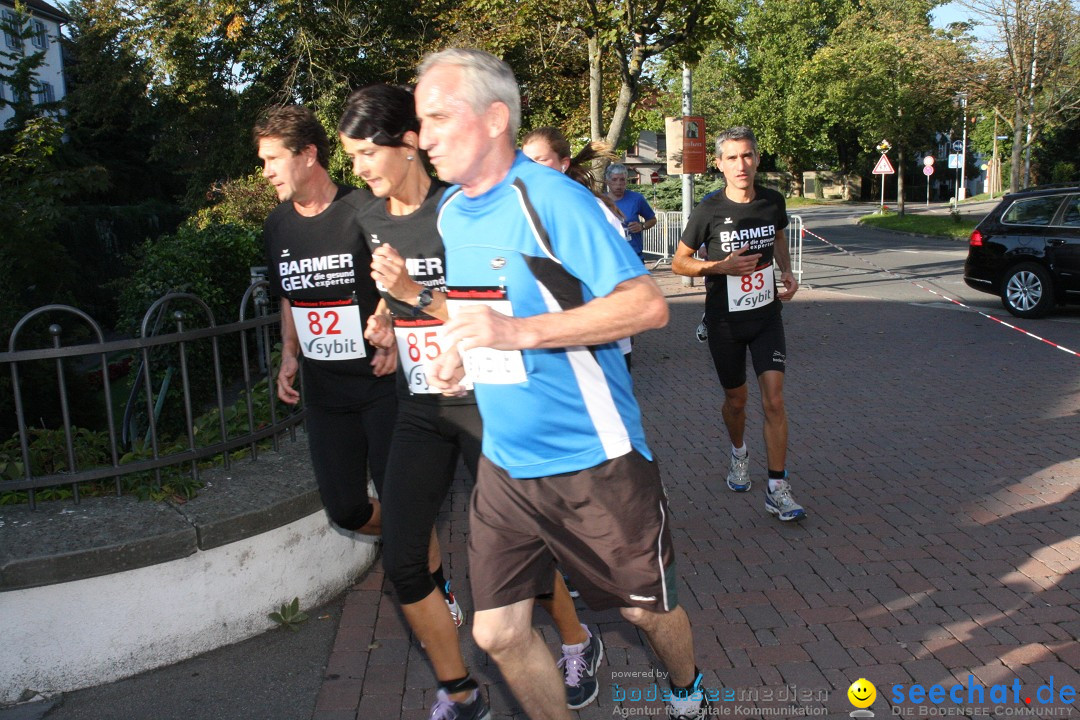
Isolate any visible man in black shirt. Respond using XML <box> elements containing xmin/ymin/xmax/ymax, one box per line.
<box><xmin>673</xmin><ymin>126</ymin><xmax>806</xmax><ymax>521</ymax></box>
<box><xmin>256</xmin><ymin>105</ymin><xmax>397</xmax><ymax>536</ymax></box>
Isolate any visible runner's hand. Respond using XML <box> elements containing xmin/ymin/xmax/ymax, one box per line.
<box><xmin>277</xmin><ymin>352</ymin><xmax>300</xmax><ymax>405</ymax></box>
<box><xmin>371</xmin><ymin>244</ymin><xmax>418</xmax><ymax>301</ymax></box>
<box><xmin>778</xmin><ymin>270</ymin><xmax>799</xmax><ymax>301</ymax></box>
<box><xmin>364</xmin><ymin>313</ymin><xmax>394</xmax><ymax>349</ymax></box>
<box><xmin>428</xmin><ymin>346</ymin><xmax>468</xmax><ymax>397</ymax></box>
<box><xmin>723</xmin><ymin>245</ymin><xmax>762</xmax><ymax>276</ymax></box>
<box><xmin>371</xmin><ymin>345</ymin><xmax>397</xmax><ymax>376</ymax></box>
<box><xmin>442</xmin><ymin>304</ymin><xmax>523</xmax><ymax>352</ymax></box>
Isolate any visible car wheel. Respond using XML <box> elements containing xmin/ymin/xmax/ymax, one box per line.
<box><xmin>1000</xmin><ymin>262</ymin><xmax>1054</xmax><ymax>318</ymax></box>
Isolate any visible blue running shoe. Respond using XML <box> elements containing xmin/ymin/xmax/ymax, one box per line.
<box><xmin>558</xmin><ymin>625</ymin><xmax>604</xmax><ymax>709</ymax></box>
<box><xmin>726</xmin><ymin>451</ymin><xmax>751</xmax><ymax>492</ymax></box>
<box><xmin>765</xmin><ymin>478</ymin><xmax>806</xmax><ymax>521</ymax></box>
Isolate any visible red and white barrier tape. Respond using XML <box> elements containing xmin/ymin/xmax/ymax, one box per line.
<box><xmin>802</xmin><ymin>227</ymin><xmax>1080</xmax><ymax>359</ymax></box>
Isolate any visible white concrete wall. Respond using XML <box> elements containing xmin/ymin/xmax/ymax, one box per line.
<box><xmin>0</xmin><ymin>510</ymin><xmax>378</xmax><ymax>704</ymax></box>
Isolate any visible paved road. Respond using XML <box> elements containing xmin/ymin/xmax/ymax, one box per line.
<box><xmin>12</xmin><ymin>211</ymin><xmax>1080</xmax><ymax>720</ymax></box>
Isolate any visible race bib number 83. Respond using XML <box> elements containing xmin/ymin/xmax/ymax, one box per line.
<box><xmin>290</xmin><ymin>299</ymin><xmax>367</xmax><ymax>360</ymax></box>
<box><xmin>727</xmin><ymin>265</ymin><xmax>775</xmax><ymax>312</ymax></box>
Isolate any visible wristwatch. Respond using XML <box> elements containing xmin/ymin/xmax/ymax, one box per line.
<box><xmin>413</xmin><ymin>287</ymin><xmax>433</xmax><ymax>316</ymax></box>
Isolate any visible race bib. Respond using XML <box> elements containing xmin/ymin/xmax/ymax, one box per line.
<box><xmin>727</xmin><ymin>265</ymin><xmax>775</xmax><ymax>312</ymax></box>
<box><xmin>290</xmin><ymin>299</ymin><xmax>367</xmax><ymax>360</ymax></box>
<box><xmin>393</xmin><ymin>316</ymin><xmax>446</xmax><ymax>394</ymax></box>
<box><xmin>445</xmin><ymin>288</ymin><xmax>527</xmax><ymax>385</ymax></box>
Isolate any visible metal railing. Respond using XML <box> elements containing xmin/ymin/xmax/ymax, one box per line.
<box><xmin>1</xmin><ymin>281</ymin><xmax>303</xmax><ymax>508</ymax></box>
<box><xmin>642</xmin><ymin>211</ymin><xmax>804</xmax><ymax>285</ymax></box>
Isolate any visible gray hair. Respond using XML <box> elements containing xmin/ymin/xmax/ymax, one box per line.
<box><xmin>417</xmin><ymin>48</ymin><xmax>521</xmax><ymax>140</ymax></box>
<box><xmin>715</xmin><ymin>126</ymin><xmax>759</xmax><ymax>157</ymax></box>
<box><xmin>604</xmin><ymin>162</ymin><xmax>628</xmax><ymax>180</ymax></box>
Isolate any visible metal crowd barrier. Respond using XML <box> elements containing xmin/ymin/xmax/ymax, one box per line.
<box><xmin>642</xmin><ymin>211</ymin><xmax>804</xmax><ymax>284</ymax></box>
<box><xmin>0</xmin><ymin>281</ymin><xmax>303</xmax><ymax>509</ymax></box>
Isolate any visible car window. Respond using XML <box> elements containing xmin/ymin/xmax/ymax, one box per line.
<box><xmin>1061</xmin><ymin>196</ymin><xmax>1080</xmax><ymax>227</ymax></box>
<box><xmin>1001</xmin><ymin>196</ymin><xmax>1065</xmax><ymax>226</ymax></box>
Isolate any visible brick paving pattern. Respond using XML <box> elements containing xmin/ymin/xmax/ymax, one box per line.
<box><xmin>313</xmin><ymin>266</ymin><xmax>1080</xmax><ymax>720</ymax></box>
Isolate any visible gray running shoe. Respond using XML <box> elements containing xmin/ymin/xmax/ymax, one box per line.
<box><xmin>558</xmin><ymin>625</ymin><xmax>604</xmax><ymax>709</ymax></box>
<box><xmin>765</xmin><ymin>479</ymin><xmax>806</xmax><ymax>521</ymax></box>
<box><xmin>695</xmin><ymin>313</ymin><xmax>708</xmax><ymax>342</ymax></box>
<box><xmin>726</xmin><ymin>451</ymin><xmax>751</xmax><ymax>492</ymax></box>
<box><xmin>429</xmin><ymin>688</ymin><xmax>491</xmax><ymax>720</ymax></box>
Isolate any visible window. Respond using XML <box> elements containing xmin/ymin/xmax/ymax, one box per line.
<box><xmin>3</xmin><ymin>10</ymin><xmax>22</xmax><ymax>51</ymax></box>
<box><xmin>38</xmin><ymin>81</ymin><xmax>54</xmax><ymax>104</ymax></box>
<box><xmin>1002</xmin><ymin>196</ymin><xmax>1065</xmax><ymax>227</ymax></box>
<box><xmin>31</xmin><ymin>20</ymin><xmax>48</xmax><ymax>50</ymax></box>
<box><xmin>1061</xmin><ymin>196</ymin><xmax>1080</xmax><ymax>228</ymax></box>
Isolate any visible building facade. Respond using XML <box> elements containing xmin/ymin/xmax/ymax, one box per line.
<box><xmin>1</xmin><ymin>0</ymin><xmax>69</xmax><ymax>127</ymax></box>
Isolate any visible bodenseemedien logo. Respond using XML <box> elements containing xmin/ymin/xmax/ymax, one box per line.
<box><xmin>848</xmin><ymin>678</ymin><xmax>877</xmax><ymax>717</ymax></box>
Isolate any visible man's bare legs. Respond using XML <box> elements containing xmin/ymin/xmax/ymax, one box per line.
<box><xmin>757</xmin><ymin>370</ymin><xmax>787</xmax><ymax>471</ymax></box>
<box><xmin>620</xmin><ymin>606</ymin><xmax>697</xmax><ymax>687</ymax></box>
<box><xmin>473</xmin><ymin>600</ymin><xmax>573</xmax><ymax>720</ymax></box>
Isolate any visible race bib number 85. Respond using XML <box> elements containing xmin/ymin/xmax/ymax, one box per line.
<box><xmin>290</xmin><ymin>299</ymin><xmax>367</xmax><ymax>360</ymax></box>
<box><xmin>446</xmin><ymin>287</ymin><xmax>527</xmax><ymax>385</ymax></box>
<box><xmin>393</xmin><ymin>317</ymin><xmax>445</xmax><ymax>394</ymax></box>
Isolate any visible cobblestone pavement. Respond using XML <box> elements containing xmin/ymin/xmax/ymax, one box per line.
<box><xmin>313</xmin><ymin>261</ymin><xmax>1080</xmax><ymax>720</ymax></box>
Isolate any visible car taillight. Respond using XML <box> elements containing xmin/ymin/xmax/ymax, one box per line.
<box><xmin>969</xmin><ymin>230</ymin><xmax>983</xmax><ymax>247</ymax></box>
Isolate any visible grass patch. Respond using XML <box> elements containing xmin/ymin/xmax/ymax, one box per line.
<box><xmin>859</xmin><ymin>211</ymin><xmax>977</xmax><ymax>240</ymax></box>
<box><xmin>785</xmin><ymin>195</ymin><xmax>834</xmax><ymax>209</ymax></box>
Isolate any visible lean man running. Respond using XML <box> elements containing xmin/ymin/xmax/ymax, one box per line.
<box><xmin>673</xmin><ymin>126</ymin><xmax>806</xmax><ymax>522</ymax></box>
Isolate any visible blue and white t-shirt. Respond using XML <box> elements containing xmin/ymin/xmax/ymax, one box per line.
<box><xmin>437</xmin><ymin>152</ymin><xmax>653</xmax><ymax>478</ymax></box>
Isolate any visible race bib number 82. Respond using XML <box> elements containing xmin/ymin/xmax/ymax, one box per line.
<box><xmin>290</xmin><ymin>299</ymin><xmax>367</xmax><ymax>360</ymax></box>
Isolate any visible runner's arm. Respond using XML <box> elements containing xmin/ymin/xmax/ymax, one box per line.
<box><xmin>442</xmin><ymin>274</ymin><xmax>667</xmax><ymax>353</ymax></box>
<box><xmin>277</xmin><ymin>298</ymin><xmax>301</xmax><ymax>405</ymax></box>
<box><xmin>772</xmin><ymin>232</ymin><xmax>799</xmax><ymax>300</ymax></box>
<box><xmin>672</xmin><ymin>242</ymin><xmax>760</xmax><ymax>277</ymax></box>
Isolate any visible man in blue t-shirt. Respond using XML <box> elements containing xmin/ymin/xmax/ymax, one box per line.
<box><xmin>605</xmin><ymin>162</ymin><xmax>657</xmax><ymax>261</ymax></box>
<box><xmin>416</xmin><ymin>48</ymin><xmax>711</xmax><ymax>720</ymax></box>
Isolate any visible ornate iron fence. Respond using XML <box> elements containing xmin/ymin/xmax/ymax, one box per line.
<box><xmin>0</xmin><ymin>281</ymin><xmax>304</xmax><ymax>509</ymax></box>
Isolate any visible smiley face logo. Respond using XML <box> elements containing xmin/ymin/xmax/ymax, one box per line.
<box><xmin>848</xmin><ymin>678</ymin><xmax>877</xmax><ymax>709</ymax></box>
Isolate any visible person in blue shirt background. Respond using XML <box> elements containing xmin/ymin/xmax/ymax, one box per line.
<box><xmin>604</xmin><ymin>162</ymin><xmax>657</xmax><ymax>261</ymax></box>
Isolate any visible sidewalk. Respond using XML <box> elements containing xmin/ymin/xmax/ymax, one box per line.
<box><xmin>312</xmin><ymin>269</ymin><xmax>1080</xmax><ymax>719</ymax></box>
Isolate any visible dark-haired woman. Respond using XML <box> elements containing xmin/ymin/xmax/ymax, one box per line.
<box><xmin>339</xmin><ymin>85</ymin><xmax>603</xmax><ymax>720</ymax></box>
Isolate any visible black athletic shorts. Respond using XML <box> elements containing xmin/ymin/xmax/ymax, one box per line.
<box><xmin>705</xmin><ymin>311</ymin><xmax>786</xmax><ymax>389</ymax></box>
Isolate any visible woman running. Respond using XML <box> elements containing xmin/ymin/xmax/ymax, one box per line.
<box><xmin>339</xmin><ymin>86</ymin><xmax>604</xmax><ymax>720</ymax></box>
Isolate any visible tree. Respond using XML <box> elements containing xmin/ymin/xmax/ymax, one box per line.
<box><xmin>62</xmin><ymin>0</ymin><xmax>172</xmax><ymax>202</ymax></box>
<box><xmin>657</xmin><ymin>0</ymin><xmax>855</xmax><ymax>194</ymax></box>
<box><xmin>959</xmin><ymin>0</ymin><xmax>1080</xmax><ymax>191</ymax></box>
<box><xmin>797</xmin><ymin>0</ymin><xmax>969</xmax><ymax>213</ymax></box>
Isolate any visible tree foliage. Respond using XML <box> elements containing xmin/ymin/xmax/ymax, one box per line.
<box><xmin>958</xmin><ymin>0</ymin><xmax>1080</xmax><ymax>191</ymax></box>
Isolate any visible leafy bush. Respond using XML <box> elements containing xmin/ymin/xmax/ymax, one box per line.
<box><xmin>191</xmin><ymin>171</ymin><xmax>279</xmax><ymax>232</ymax></box>
<box><xmin>117</xmin><ymin>222</ymin><xmax>263</xmax><ymax>334</ymax></box>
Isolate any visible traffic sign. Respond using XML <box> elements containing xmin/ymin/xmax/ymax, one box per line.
<box><xmin>872</xmin><ymin>154</ymin><xmax>895</xmax><ymax>175</ymax></box>
<box><xmin>952</xmin><ymin>140</ymin><xmax>964</xmax><ymax>153</ymax></box>
<box><xmin>923</xmin><ymin>155</ymin><xmax>935</xmax><ymax>166</ymax></box>
<box><xmin>948</xmin><ymin>153</ymin><xmax>961</xmax><ymax>169</ymax></box>
<box><xmin>923</xmin><ymin>166</ymin><xmax>934</xmax><ymax>177</ymax></box>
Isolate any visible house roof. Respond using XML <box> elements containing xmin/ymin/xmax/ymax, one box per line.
<box><xmin>0</xmin><ymin>0</ymin><xmax>71</xmax><ymax>23</ymax></box>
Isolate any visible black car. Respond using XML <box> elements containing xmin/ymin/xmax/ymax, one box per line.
<box><xmin>964</xmin><ymin>185</ymin><xmax>1080</xmax><ymax>318</ymax></box>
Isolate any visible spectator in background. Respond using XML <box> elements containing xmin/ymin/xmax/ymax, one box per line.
<box><xmin>604</xmin><ymin>162</ymin><xmax>657</xmax><ymax>262</ymax></box>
